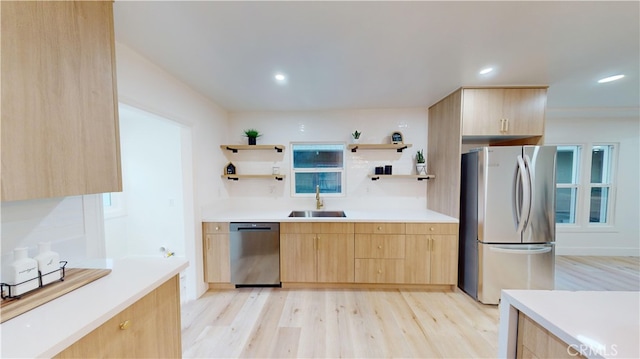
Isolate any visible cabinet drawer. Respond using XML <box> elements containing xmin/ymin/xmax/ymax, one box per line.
<box><xmin>354</xmin><ymin>234</ymin><xmax>405</xmax><ymax>259</ymax></box>
<box><xmin>355</xmin><ymin>222</ymin><xmax>405</xmax><ymax>234</ymax></box>
<box><xmin>405</xmin><ymin>223</ymin><xmax>458</xmax><ymax>235</ymax></box>
<box><xmin>203</xmin><ymin>222</ymin><xmax>229</xmax><ymax>233</ymax></box>
<box><xmin>355</xmin><ymin>259</ymin><xmax>404</xmax><ymax>283</ymax></box>
<box><xmin>280</xmin><ymin>222</ymin><xmax>354</xmax><ymax>234</ymax></box>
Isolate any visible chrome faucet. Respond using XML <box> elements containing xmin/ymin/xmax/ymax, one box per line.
<box><xmin>315</xmin><ymin>185</ymin><xmax>324</xmax><ymax>209</ymax></box>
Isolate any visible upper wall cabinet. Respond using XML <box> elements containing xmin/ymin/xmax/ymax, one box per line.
<box><xmin>1</xmin><ymin>1</ymin><xmax>122</xmax><ymax>202</ymax></box>
<box><xmin>461</xmin><ymin>87</ymin><xmax>547</xmax><ymax>137</ymax></box>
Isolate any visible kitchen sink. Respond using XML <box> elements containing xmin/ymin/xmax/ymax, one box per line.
<box><xmin>288</xmin><ymin>210</ymin><xmax>347</xmax><ymax>218</ymax></box>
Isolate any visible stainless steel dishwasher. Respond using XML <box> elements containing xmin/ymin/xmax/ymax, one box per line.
<box><xmin>229</xmin><ymin>222</ymin><xmax>280</xmax><ymax>287</ymax></box>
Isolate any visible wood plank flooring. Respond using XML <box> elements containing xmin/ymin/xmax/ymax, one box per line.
<box><xmin>181</xmin><ymin>256</ymin><xmax>639</xmax><ymax>358</ymax></box>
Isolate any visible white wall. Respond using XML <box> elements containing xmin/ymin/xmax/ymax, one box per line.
<box><xmin>114</xmin><ymin>42</ymin><xmax>229</xmax><ymax>299</ymax></box>
<box><xmin>1</xmin><ymin>195</ymin><xmax>106</xmax><ymax>282</ymax></box>
<box><xmin>545</xmin><ymin>115</ymin><xmax>640</xmax><ymax>256</ymax></box>
<box><xmin>222</xmin><ymin>109</ymin><xmax>429</xmax><ymax>211</ymax></box>
<box><xmin>104</xmin><ymin>104</ymin><xmax>185</xmax><ymax>260</ymax></box>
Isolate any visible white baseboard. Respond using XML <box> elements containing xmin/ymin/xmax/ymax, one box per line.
<box><xmin>556</xmin><ymin>247</ymin><xmax>640</xmax><ymax>256</ymax></box>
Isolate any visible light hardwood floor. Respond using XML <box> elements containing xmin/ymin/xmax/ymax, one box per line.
<box><xmin>181</xmin><ymin>256</ymin><xmax>639</xmax><ymax>358</ymax></box>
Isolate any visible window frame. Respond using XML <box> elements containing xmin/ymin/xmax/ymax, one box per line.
<box><xmin>290</xmin><ymin>142</ymin><xmax>346</xmax><ymax>197</ymax></box>
<box><xmin>552</xmin><ymin>142</ymin><xmax>618</xmax><ymax>231</ymax></box>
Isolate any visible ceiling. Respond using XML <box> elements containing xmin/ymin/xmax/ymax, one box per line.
<box><xmin>113</xmin><ymin>1</ymin><xmax>639</xmax><ymax>114</ymax></box>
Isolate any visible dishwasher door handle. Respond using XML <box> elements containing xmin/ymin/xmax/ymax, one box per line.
<box><xmin>236</xmin><ymin>227</ymin><xmax>274</xmax><ymax>231</ymax></box>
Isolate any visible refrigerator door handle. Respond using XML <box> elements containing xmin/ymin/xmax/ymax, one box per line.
<box><xmin>488</xmin><ymin>246</ymin><xmax>552</xmax><ymax>254</ymax></box>
<box><xmin>515</xmin><ymin>155</ymin><xmax>531</xmax><ymax>235</ymax></box>
<box><xmin>523</xmin><ymin>154</ymin><xmax>534</xmax><ymax>230</ymax></box>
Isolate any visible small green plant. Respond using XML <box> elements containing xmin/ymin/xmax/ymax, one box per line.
<box><xmin>243</xmin><ymin>128</ymin><xmax>262</xmax><ymax>138</ymax></box>
<box><xmin>416</xmin><ymin>149</ymin><xmax>425</xmax><ymax>163</ymax></box>
<box><xmin>352</xmin><ymin>130</ymin><xmax>361</xmax><ymax>139</ymax></box>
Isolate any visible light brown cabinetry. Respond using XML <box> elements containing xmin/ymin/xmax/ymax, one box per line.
<box><xmin>280</xmin><ymin>222</ymin><xmax>354</xmax><ymax>283</ymax></box>
<box><xmin>461</xmin><ymin>88</ymin><xmax>547</xmax><ymax>137</ymax></box>
<box><xmin>354</xmin><ymin>222</ymin><xmax>406</xmax><ymax>283</ymax></box>
<box><xmin>428</xmin><ymin>86</ymin><xmax>547</xmax><ymax>218</ymax></box>
<box><xmin>516</xmin><ymin>312</ymin><xmax>585</xmax><ymax>359</ymax></box>
<box><xmin>54</xmin><ymin>275</ymin><xmax>182</xmax><ymax>358</ymax></box>
<box><xmin>405</xmin><ymin>223</ymin><xmax>458</xmax><ymax>284</ymax></box>
<box><xmin>1</xmin><ymin>1</ymin><xmax>121</xmax><ymax>201</ymax></box>
<box><xmin>203</xmin><ymin>222</ymin><xmax>231</xmax><ymax>284</ymax></box>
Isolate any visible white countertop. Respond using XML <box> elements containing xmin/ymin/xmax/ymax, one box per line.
<box><xmin>498</xmin><ymin>290</ymin><xmax>640</xmax><ymax>359</ymax></box>
<box><xmin>0</xmin><ymin>257</ymin><xmax>189</xmax><ymax>358</ymax></box>
<box><xmin>201</xmin><ymin>208</ymin><xmax>458</xmax><ymax>223</ymax></box>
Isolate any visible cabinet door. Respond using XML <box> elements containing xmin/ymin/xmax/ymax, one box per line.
<box><xmin>404</xmin><ymin>235</ymin><xmax>431</xmax><ymax>284</ymax></box>
<box><xmin>501</xmin><ymin>88</ymin><xmax>546</xmax><ymax>136</ymax></box>
<box><xmin>280</xmin><ymin>233</ymin><xmax>316</xmax><ymax>282</ymax></box>
<box><xmin>461</xmin><ymin>88</ymin><xmax>505</xmax><ymax>136</ymax></box>
<box><xmin>1</xmin><ymin>1</ymin><xmax>121</xmax><ymax>201</ymax></box>
<box><xmin>204</xmin><ymin>234</ymin><xmax>231</xmax><ymax>283</ymax></box>
<box><xmin>317</xmin><ymin>233</ymin><xmax>354</xmax><ymax>283</ymax></box>
<box><xmin>429</xmin><ymin>235</ymin><xmax>458</xmax><ymax>285</ymax></box>
<box><xmin>55</xmin><ymin>276</ymin><xmax>181</xmax><ymax>358</ymax></box>
<box><xmin>461</xmin><ymin>88</ymin><xmax>546</xmax><ymax>137</ymax></box>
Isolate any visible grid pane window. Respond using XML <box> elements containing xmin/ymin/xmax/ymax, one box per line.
<box><xmin>589</xmin><ymin>187</ymin><xmax>609</xmax><ymax>223</ymax></box>
<box><xmin>292</xmin><ymin>143</ymin><xmax>345</xmax><ymax>195</ymax></box>
<box><xmin>589</xmin><ymin>145</ymin><xmax>613</xmax><ymax>223</ymax></box>
<box><xmin>555</xmin><ymin>146</ymin><xmax>580</xmax><ymax>224</ymax></box>
<box><xmin>556</xmin><ymin>188</ymin><xmax>577</xmax><ymax>224</ymax></box>
<box><xmin>554</xmin><ymin>143</ymin><xmax>616</xmax><ymax>227</ymax></box>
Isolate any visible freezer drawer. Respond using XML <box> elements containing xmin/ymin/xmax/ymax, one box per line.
<box><xmin>478</xmin><ymin>243</ymin><xmax>554</xmax><ymax>304</ymax></box>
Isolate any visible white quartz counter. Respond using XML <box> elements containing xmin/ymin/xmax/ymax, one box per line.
<box><xmin>201</xmin><ymin>208</ymin><xmax>458</xmax><ymax>223</ymax></box>
<box><xmin>0</xmin><ymin>257</ymin><xmax>189</xmax><ymax>358</ymax></box>
<box><xmin>498</xmin><ymin>290</ymin><xmax>640</xmax><ymax>359</ymax></box>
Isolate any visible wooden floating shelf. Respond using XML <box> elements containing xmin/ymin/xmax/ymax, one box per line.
<box><xmin>368</xmin><ymin>174</ymin><xmax>435</xmax><ymax>181</ymax></box>
<box><xmin>348</xmin><ymin>143</ymin><xmax>412</xmax><ymax>153</ymax></box>
<box><xmin>221</xmin><ymin>174</ymin><xmax>286</xmax><ymax>181</ymax></box>
<box><xmin>220</xmin><ymin>144</ymin><xmax>285</xmax><ymax>153</ymax></box>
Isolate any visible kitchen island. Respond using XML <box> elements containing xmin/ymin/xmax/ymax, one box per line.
<box><xmin>498</xmin><ymin>290</ymin><xmax>639</xmax><ymax>359</ymax></box>
<box><xmin>1</xmin><ymin>257</ymin><xmax>188</xmax><ymax>358</ymax></box>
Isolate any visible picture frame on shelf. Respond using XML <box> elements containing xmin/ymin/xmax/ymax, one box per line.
<box><xmin>391</xmin><ymin>131</ymin><xmax>404</xmax><ymax>144</ymax></box>
<box><xmin>225</xmin><ymin>162</ymin><xmax>236</xmax><ymax>175</ymax></box>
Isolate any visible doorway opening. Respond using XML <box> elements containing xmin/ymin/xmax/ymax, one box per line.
<box><xmin>103</xmin><ymin>103</ymin><xmax>195</xmax><ymax>302</ymax></box>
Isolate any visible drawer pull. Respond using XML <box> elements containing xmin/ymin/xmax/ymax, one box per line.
<box><xmin>430</xmin><ymin>227</ymin><xmax>435</xmax><ymax>231</ymax></box>
<box><xmin>215</xmin><ymin>226</ymin><xmax>220</xmax><ymax>231</ymax></box>
<box><xmin>119</xmin><ymin>320</ymin><xmax>131</xmax><ymax>330</ymax></box>
<box><xmin>377</xmin><ymin>226</ymin><xmax>382</xmax><ymax>230</ymax></box>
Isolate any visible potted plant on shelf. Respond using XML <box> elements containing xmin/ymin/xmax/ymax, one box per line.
<box><xmin>352</xmin><ymin>130</ymin><xmax>361</xmax><ymax>144</ymax></box>
<box><xmin>243</xmin><ymin>128</ymin><xmax>261</xmax><ymax>145</ymax></box>
<box><xmin>416</xmin><ymin>149</ymin><xmax>426</xmax><ymax>175</ymax></box>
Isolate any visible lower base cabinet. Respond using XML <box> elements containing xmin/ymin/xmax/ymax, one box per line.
<box><xmin>516</xmin><ymin>312</ymin><xmax>585</xmax><ymax>359</ymax></box>
<box><xmin>54</xmin><ymin>275</ymin><xmax>182</xmax><ymax>358</ymax></box>
<box><xmin>280</xmin><ymin>221</ymin><xmax>458</xmax><ymax>287</ymax></box>
<box><xmin>280</xmin><ymin>222</ymin><xmax>355</xmax><ymax>283</ymax></box>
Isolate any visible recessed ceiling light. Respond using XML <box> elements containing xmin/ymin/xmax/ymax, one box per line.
<box><xmin>479</xmin><ymin>67</ymin><xmax>494</xmax><ymax>75</ymax></box>
<box><xmin>598</xmin><ymin>74</ymin><xmax>624</xmax><ymax>83</ymax></box>
<box><xmin>274</xmin><ymin>73</ymin><xmax>286</xmax><ymax>82</ymax></box>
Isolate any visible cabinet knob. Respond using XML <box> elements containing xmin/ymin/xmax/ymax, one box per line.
<box><xmin>378</xmin><ymin>245</ymin><xmax>382</xmax><ymax>249</ymax></box>
<box><xmin>378</xmin><ymin>269</ymin><xmax>382</xmax><ymax>274</ymax></box>
<box><xmin>215</xmin><ymin>226</ymin><xmax>220</xmax><ymax>231</ymax></box>
<box><xmin>377</xmin><ymin>226</ymin><xmax>382</xmax><ymax>230</ymax></box>
<box><xmin>119</xmin><ymin>320</ymin><xmax>131</xmax><ymax>330</ymax></box>
<box><xmin>430</xmin><ymin>227</ymin><xmax>435</xmax><ymax>231</ymax></box>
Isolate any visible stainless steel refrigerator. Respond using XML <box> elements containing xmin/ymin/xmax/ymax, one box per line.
<box><xmin>458</xmin><ymin>146</ymin><xmax>556</xmax><ymax>304</ymax></box>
